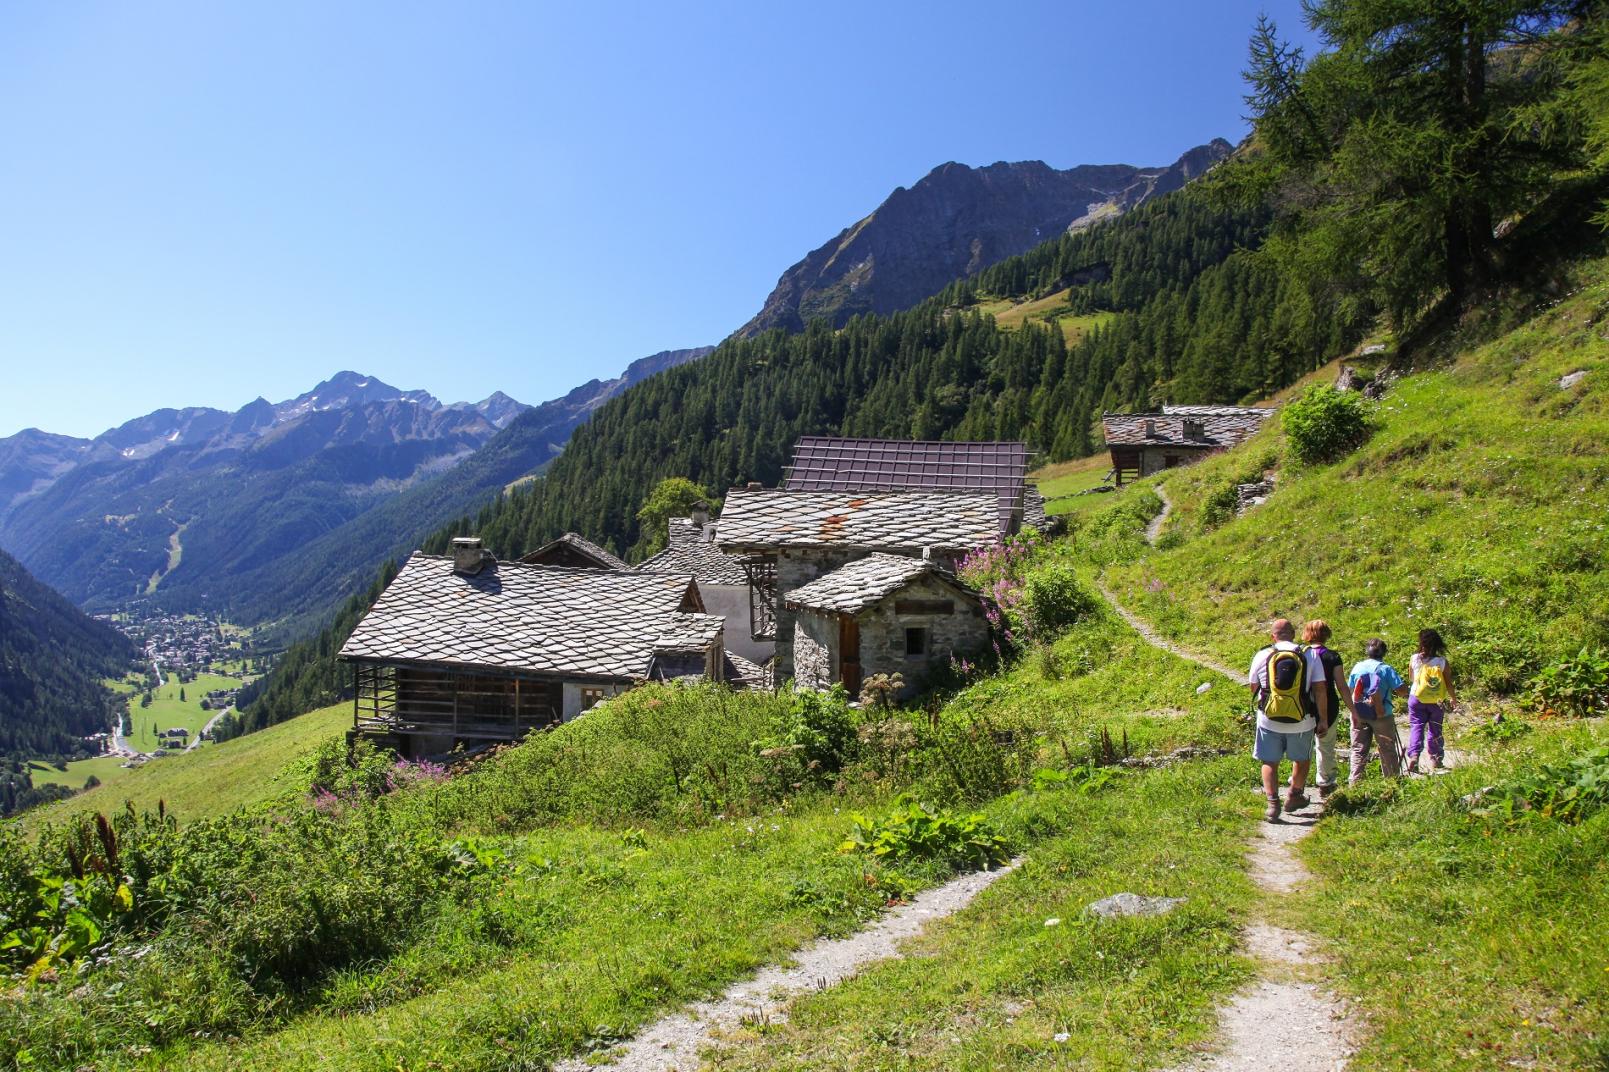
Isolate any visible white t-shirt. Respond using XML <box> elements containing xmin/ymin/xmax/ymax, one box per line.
<box><xmin>1247</xmin><ymin>641</ymin><xmax>1321</xmax><ymax>734</ymax></box>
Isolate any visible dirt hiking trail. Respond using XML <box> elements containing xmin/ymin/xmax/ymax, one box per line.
<box><xmin>555</xmin><ymin>860</ymin><xmax>1021</xmax><ymax>1072</ymax></box>
<box><xmin>1101</xmin><ymin>481</ymin><xmax>1358</xmax><ymax>1069</ymax></box>
<box><xmin>1161</xmin><ymin>798</ymin><xmax>1357</xmax><ymax>1071</ymax></box>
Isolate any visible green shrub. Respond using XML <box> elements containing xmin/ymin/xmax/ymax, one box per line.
<box><xmin>755</xmin><ymin>684</ymin><xmax>857</xmax><ymax>792</ymax></box>
<box><xmin>1282</xmin><ymin>385</ymin><xmax>1373</xmax><ymax>465</ymax></box>
<box><xmin>1024</xmin><ymin>565</ymin><xmax>1100</xmax><ymax>638</ymax></box>
<box><xmin>1466</xmin><ymin>717</ymin><xmax>1534</xmax><ymax>744</ymax></box>
<box><xmin>838</xmin><ymin>796</ymin><xmax>1011</xmax><ymax>870</ymax></box>
<box><xmin>1474</xmin><ymin>746</ymin><xmax>1609</xmax><ymax>825</ymax></box>
<box><xmin>1457</xmin><ymin>630</ymin><xmax>1543</xmax><ymax>695</ymax></box>
<box><xmin>1532</xmin><ymin>647</ymin><xmax>1609</xmax><ymax>717</ymax></box>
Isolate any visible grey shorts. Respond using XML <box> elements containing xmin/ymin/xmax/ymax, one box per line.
<box><xmin>1254</xmin><ymin>724</ymin><xmax>1314</xmax><ymax>764</ymax></box>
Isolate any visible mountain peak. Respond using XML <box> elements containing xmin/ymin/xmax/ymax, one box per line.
<box><xmin>736</xmin><ymin>139</ymin><xmax>1232</xmax><ymax>337</ymax></box>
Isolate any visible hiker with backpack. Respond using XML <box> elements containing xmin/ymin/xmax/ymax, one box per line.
<box><xmin>1247</xmin><ymin>618</ymin><xmax>1326</xmax><ymax>821</ymax></box>
<box><xmin>1300</xmin><ymin>619</ymin><xmax>1348</xmax><ymax>801</ymax></box>
<box><xmin>1347</xmin><ymin>638</ymin><xmax>1409</xmax><ymax>784</ymax></box>
<box><xmin>1406</xmin><ymin>628</ymin><xmax>1457</xmax><ymax>772</ymax></box>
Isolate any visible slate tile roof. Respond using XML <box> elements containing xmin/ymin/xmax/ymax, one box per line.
<box><xmin>722</xmin><ymin>650</ymin><xmax>768</xmax><ymax>690</ymax></box>
<box><xmin>783</xmin><ymin>436</ymin><xmax>1031</xmax><ymax>534</ymax></box>
<box><xmin>1101</xmin><ymin>405</ymin><xmax>1273</xmax><ymax>448</ymax></box>
<box><xmin>637</xmin><ymin>517</ymin><xmax>749</xmax><ymax>586</ymax></box>
<box><xmin>339</xmin><ymin>553</ymin><xmax>709</xmax><ymax>679</ymax></box>
<box><xmin>519</xmin><ymin>532</ymin><xmax>629</xmax><ymax>571</ymax></box>
<box><xmin>783</xmin><ymin>552</ymin><xmax>979</xmax><ymax>614</ymax></box>
<box><xmin>716</xmin><ymin>489</ymin><xmax>1000</xmax><ymax>555</ymax></box>
<box><xmin>652</xmin><ymin>612</ymin><xmax>725</xmax><ymax>653</ymax></box>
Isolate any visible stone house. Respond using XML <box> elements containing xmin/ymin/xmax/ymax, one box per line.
<box><xmin>1101</xmin><ymin>405</ymin><xmax>1273</xmax><ymax>485</ymax></box>
<box><xmin>635</xmin><ymin>502</ymin><xmax>771</xmax><ymax>663</ymax></box>
<box><xmin>339</xmin><ymin>536</ymin><xmax>754</xmax><ymax>757</ymax></box>
<box><xmin>785</xmin><ymin>553</ymin><xmax>989</xmax><ymax>696</ymax></box>
<box><xmin>716</xmin><ymin>488</ymin><xmax>999</xmax><ymax>679</ymax></box>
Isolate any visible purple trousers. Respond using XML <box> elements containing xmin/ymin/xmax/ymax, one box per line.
<box><xmin>1407</xmin><ymin>697</ymin><xmax>1444</xmax><ymax>764</ymax></box>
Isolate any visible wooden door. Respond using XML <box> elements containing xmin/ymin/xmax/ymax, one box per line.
<box><xmin>839</xmin><ymin>616</ymin><xmax>862</xmax><ymax>695</ymax></box>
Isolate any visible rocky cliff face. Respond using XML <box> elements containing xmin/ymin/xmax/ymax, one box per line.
<box><xmin>737</xmin><ymin>139</ymin><xmax>1232</xmax><ymax>336</ymax></box>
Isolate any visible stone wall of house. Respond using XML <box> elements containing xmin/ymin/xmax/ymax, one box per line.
<box><xmin>790</xmin><ymin>574</ymin><xmax>988</xmax><ymax>696</ymax></box>
<box><xmin>770</xmin><ymin>548</ymin><xmax>969</xmax><ymax>678</ymax></box>
<box><xmin>855</xmin><ymin>573</ymin><xmax>989</xmax><ymax>696</ymax></box>
<box><xmin>792</xmin><ymin>611</ymin><xmax>837</xmax><ymax>691</ymax></box>
<box><xmin>1137</xmin><ymin>445</ymin><xmax>1216</xmax><ymax>478</ymax></box>
<box><xmin>771</xmin><ymin>548</ymin><xmax>858</xmax><ymax>677</ymax></box>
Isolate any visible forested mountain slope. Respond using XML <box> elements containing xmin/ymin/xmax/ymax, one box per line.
<box><xmin>0</xmin><ymin>547</ymin><xmax>135</xmax><ymax>759</ymax></box>
<box><xmin>426</xmin><ymin>184</ymin><xmax>1363</xmax><ymax>563</ymax></box>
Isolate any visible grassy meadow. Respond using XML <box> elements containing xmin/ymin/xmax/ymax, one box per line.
<box><xmin>1105</xmin><ymin>262</ymin><xmax>1609</xmax><ymax>689</ymax></box>
<box><xmin>1294</xmin><ymin>719</ymin><xmax>1609</xmax><ymax>1072</ymax></box>
<box><xmin>19</xmin><ymin>702</ymin><xmax>350</xmax><ymax>834</ymax></box>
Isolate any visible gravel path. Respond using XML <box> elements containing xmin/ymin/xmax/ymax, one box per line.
<box><xmin>1097</xmin><ymin>481</ymin><xmax>1242</xmax><ymax>684</ymax></box>
<box><xmin>1089</xmin><ymin>515</ymin><xmax>1358</xmax><ymax>1072</ymax></box>
<box><xmin>555</xmin><ymin>859</ymin><xmax>1021</xmax><ymax>1072</ymax></box>
<box><xmin>1096</xmin><ymin>577</ymin><xmax>1241</xmax><ymax>684</ymax></box>
<box><xmin>1163</xmin><ymin>799</ymin><xmax>1356</xmax><ymax>1072</ymax></box>
<box><xmin>1144</xmin><ymin>481</ymin><xmax>1173</xmax><ymax>544</ymax></box>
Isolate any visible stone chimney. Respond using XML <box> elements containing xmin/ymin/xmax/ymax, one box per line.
<box><xmin>451</xmin><ymin>536</ymin><xmax>493</xmax><ymax>576</ymax></box>
<box><xmin>689</xmin><ymin>501</ymin><xmax>710</xmax><ymax>528</ymax></box>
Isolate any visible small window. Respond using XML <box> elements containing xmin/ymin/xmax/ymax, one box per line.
<box><xmin>580</xmin><ymin>686</ymin><xmax>607</xmax><ymax>712</ymax></box>
<box><xmin>904</xmin><ymin>627</ymin><xmax>929</xmax><ymax>657</ymax></box>
<box><xmin>1183</xmin><ymin>419</ymin><xmax>1206</xmax><ymax>439</ymax></box>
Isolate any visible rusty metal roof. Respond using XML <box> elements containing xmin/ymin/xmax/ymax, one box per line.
<box><xmin>716</xmin><ymin>489</ymin><xmax>1000</xmax><ymax>555</ymax></box>
<box><xmin>339</xmin><ymin>553</ymin><xmax>711</xmax><ymax>679</ymax></box>
<box><xmin>784</xmin><ymin>436</ymin><xmax>1031</xmax><ymax>533</ymax></box>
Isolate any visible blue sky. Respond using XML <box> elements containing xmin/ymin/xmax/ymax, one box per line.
<box><xmin>0</xmin><ymin>1</ymin><xmax>1318</xmax><ymax>439</ymax></box>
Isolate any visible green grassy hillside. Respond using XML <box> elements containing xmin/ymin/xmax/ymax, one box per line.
<box><xmin>17</xmin><ymin>701</ymin><xmax>349</xmax><ymax>833</ymax></box>
<box><xmin>1106</xmin><ymin>261</ymin><xmax>1609</xmax><ymax>687</ymax></box>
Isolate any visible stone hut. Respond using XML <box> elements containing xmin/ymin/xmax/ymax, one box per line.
<box><xmin>339</xmin><ymin>537</ymin><xmax>742</xmax><ymax>756</ymax></box>
<box><xmin>519</xmin><ymin>532</ymin><xmax>629</xmax><ymax>571</ymax></box>
<box><xmin>785</xmin><ymin>553</ymin><xmax>989</xmax><ymax>696</ymax></box>
<box><xmin>636</xmin><ymin>503</ymin><xmax>770</xmax><ymax>662</ymax></box>
<box><xmin>1101</xmin><ymin>405</ymin><xmax>1273</xmax><ymax>485</ymax></box>
<box><xmin>716</xmin><ymin>488</ymin><xmax>999</xmax><ymax>678</ymax></box>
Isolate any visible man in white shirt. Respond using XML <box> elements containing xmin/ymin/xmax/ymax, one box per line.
<box><xmin>1247</xmin><ymin>618</ymin><xmax>1324</xmax><ymax>821</ymax></box>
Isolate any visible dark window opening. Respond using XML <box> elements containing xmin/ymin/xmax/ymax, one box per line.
<box><xmin>904</xmin><ymin>627</ymin><xmax>929</xmax><ymax>657</ymax></box>
<box><xmin>580</xmin><ymin>686</ymin><xmax>607</xmax><ymax>712</ymax></box>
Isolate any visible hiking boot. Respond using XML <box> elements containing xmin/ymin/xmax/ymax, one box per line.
<box><xmin>1318</xmin><ymin>783</ymin><xmax>1336</xmax><ymax>802</ymax></box>
<box><xmin>1429</xmin><ymin>756</ymin><xmax>1444</xmax><ymax>771</ymax></box>
<box><xmin>1264</xmin><ymin>796</ymin><xmax>1281</xmax><ymax>822</ymax></box>
<box><xmin>1285</xmin><ymin>790</ymin><xmax>1310</xmax><ymax>812</ymax></box>
<box><xmin>1404</xmin><ymin>760</ymin><xmax>1419</xmax><ymax>775</ymax></box>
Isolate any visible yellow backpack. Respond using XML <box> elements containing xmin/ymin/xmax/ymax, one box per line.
<box><xmin>1262</xmin><ymin>647</ymin><xmax>1310</xmax><ymax>723</ymax></box>
<box><xmin>1412</xmin><ymin>660</ymin><xmax>1449</xmax><ymax>703</ymax></box>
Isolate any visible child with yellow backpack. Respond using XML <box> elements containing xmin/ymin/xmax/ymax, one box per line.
<box><xmin>1406</xmin><ymin>627</ymin><xmax>1457</xmax><ymax>772</ymax></box>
